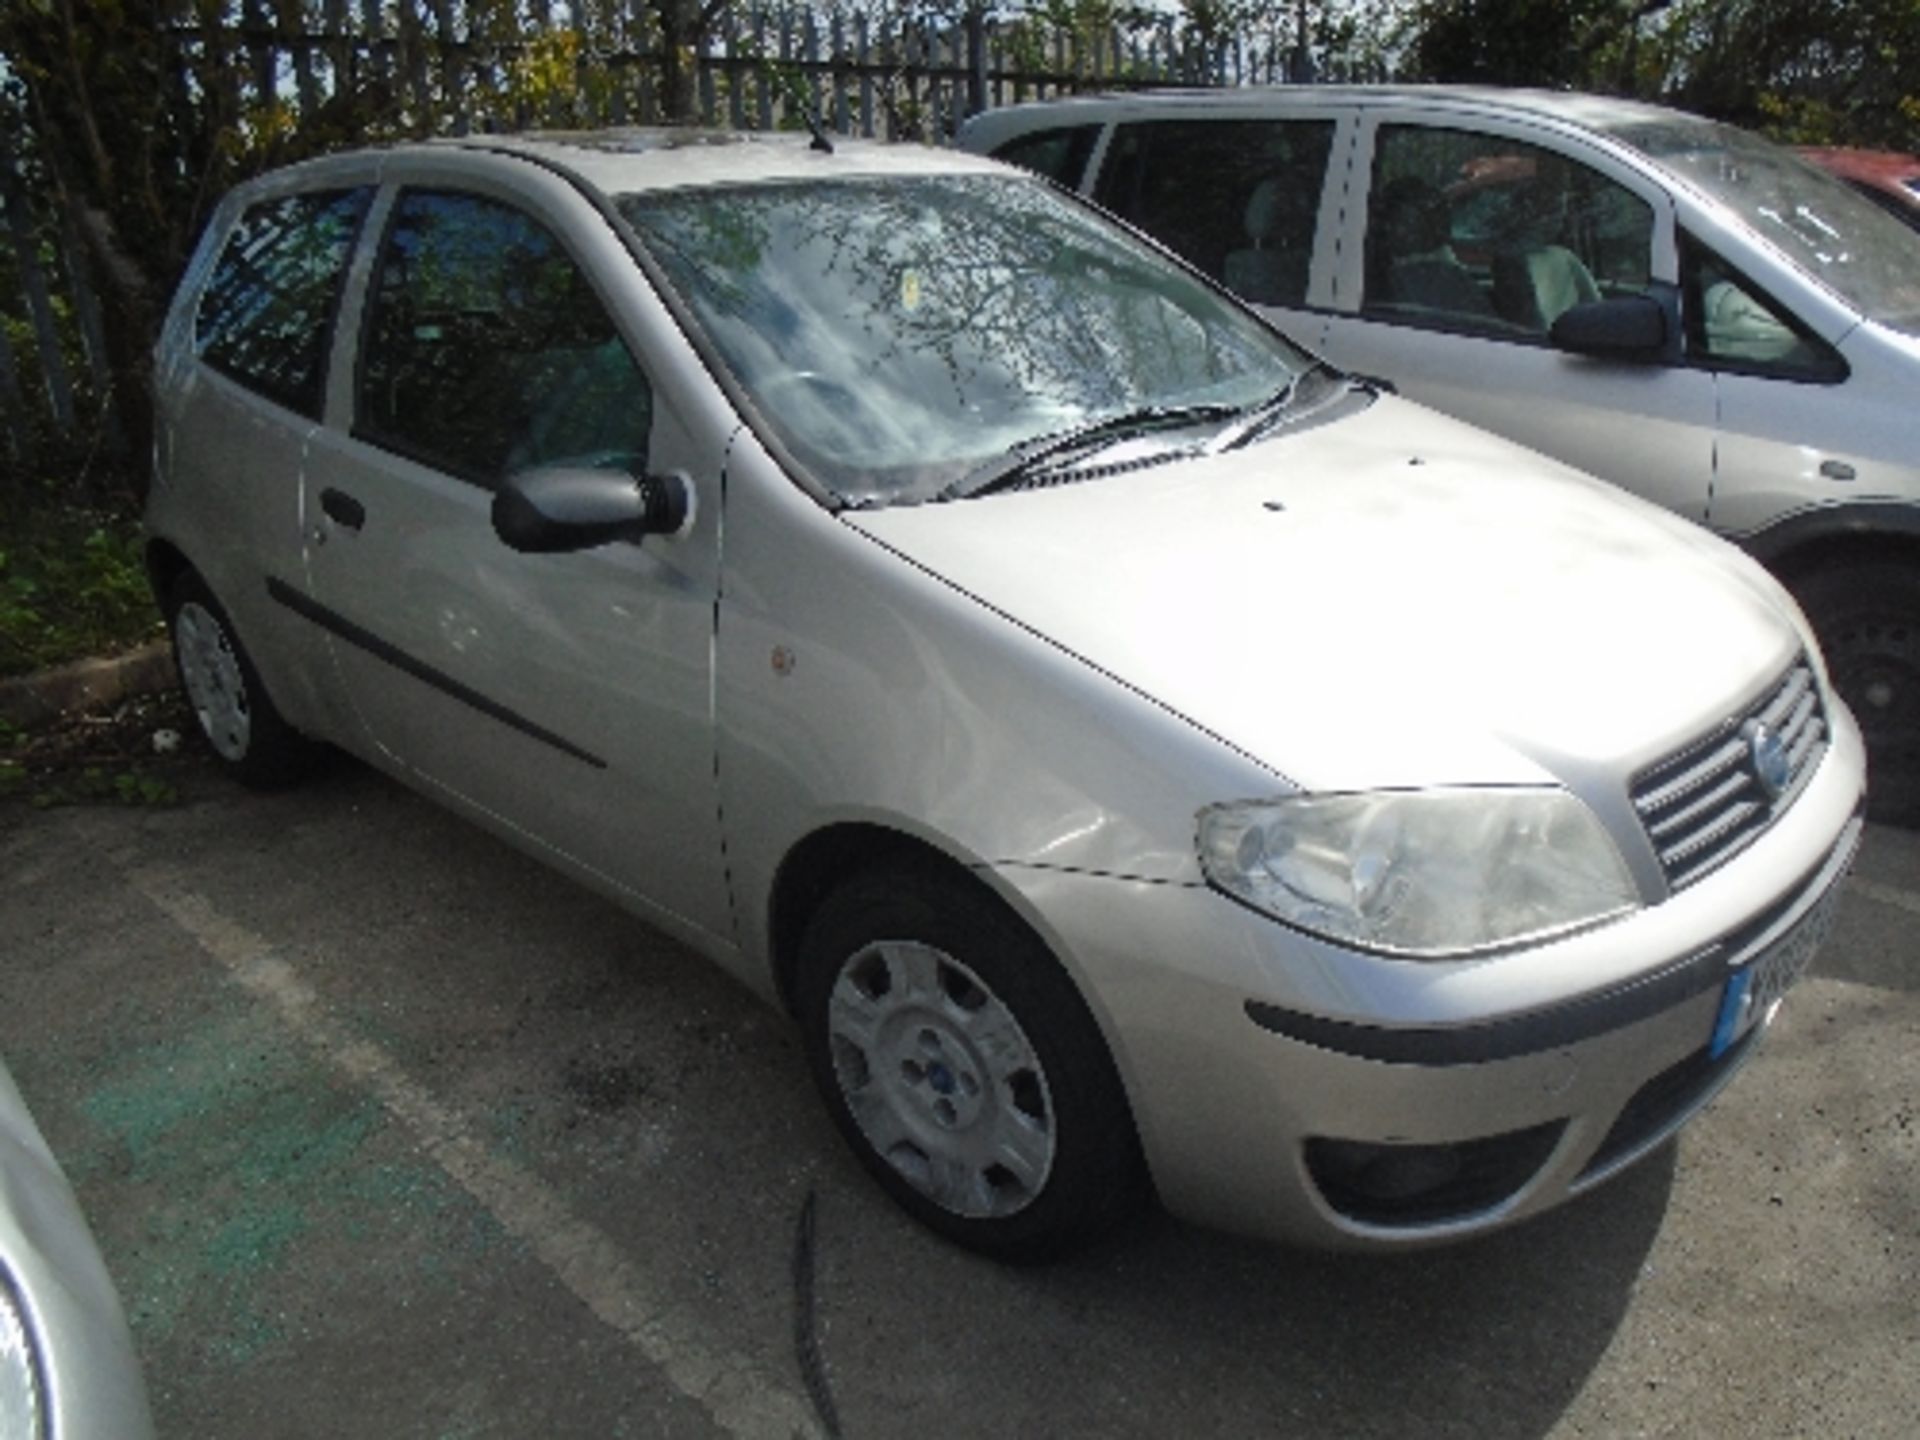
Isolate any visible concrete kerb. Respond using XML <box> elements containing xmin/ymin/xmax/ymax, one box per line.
<box><xmin>0</xmin><ymin>641</ymin><xmax>175</xmax><ymax>729</ymax></box>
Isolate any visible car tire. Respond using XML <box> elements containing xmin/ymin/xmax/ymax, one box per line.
<box><xmin>1794</xmin><ymin>561</ymin><xmax>1919</xmax><ymax>826</ymax></box>
<box><xmin>796</xmin><ymin>863</ymin><xmax>1142</xmax><ymax>1263</ymax></box>
<box><xmin>166</xmin><ymin>571</ymin><xmax>320</xmax><ymax>788</ymax></box>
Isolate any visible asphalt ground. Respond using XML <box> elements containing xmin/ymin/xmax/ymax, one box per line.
<box><xmin>1</xmin><ymin>751</ymin><xmax>1915</xmax><ymax>1439</ymax></box>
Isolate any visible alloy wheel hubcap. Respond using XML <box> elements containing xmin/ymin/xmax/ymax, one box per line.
<box><xmin>827</xmin><ymin>940</ymin><xmax>1054</xmax><ymax>1219</ymax></box>
<box><xmin>175</xmin><ymin>602</ymin><xmax>252</xmax><ymax>761</ymax></box>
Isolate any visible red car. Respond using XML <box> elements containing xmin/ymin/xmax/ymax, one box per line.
<box><xmin>1797</xmin><ymin>146</ymin><xmax>1920</xmax><ymax>230</ymax></box>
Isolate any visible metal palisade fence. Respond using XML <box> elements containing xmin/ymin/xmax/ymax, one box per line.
<box><xmin>0</xmin><ymin>0</ymin><xmax>1331</xmax><ymax>478</ymax></box>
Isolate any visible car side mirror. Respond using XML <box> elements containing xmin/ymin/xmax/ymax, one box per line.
<box><xmin>492</xmin><ymin>466</ymin><xmax>692</xmax><ymax>554</ymax></box>
<box><xmin>1549</xmin><ymin>295</ymin><xmax>1668</xmax><ymax>360</ymax></box>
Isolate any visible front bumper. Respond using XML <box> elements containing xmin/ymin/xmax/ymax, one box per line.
<box><xmin>995</xmin><ymin>707</ymin><xmax>1867</xmax><ymax>1249</ymax></box>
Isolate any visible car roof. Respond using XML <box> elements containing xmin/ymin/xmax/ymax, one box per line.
<box><xmin>964</xmin><ymin>84</ymin><xmax>1699</xmax><ymax>138</ymax></box>
<box><xmin>229</xmin><ymin>127</ymin><xmax>1014</xmax><ymax>206</ymax></box>
<box><xmin>431</xmin><ymin>127</ymin><xmax>1010</xmax><ymax>194</ymax></box>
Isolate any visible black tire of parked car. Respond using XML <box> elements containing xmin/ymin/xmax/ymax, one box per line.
<box><xmin>795</xmin><ymin>862</ymin><xmax>1144</xmax><ymax>1263</ymax></box>
<box><xmin>165</xmin><ymin>571</ymin><xmax>322</xmax><ymax>789</ymax></box>
<box><xmin>1795</xmin><ymin>561</ymin><xmax>1920</xmax><ymax>826</ymax></box>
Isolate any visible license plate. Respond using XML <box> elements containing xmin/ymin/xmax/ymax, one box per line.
<box><xmin>1710</xmin><ymin>888</ymin><xmax>1839</xmax><ymax>1058</ymax></box>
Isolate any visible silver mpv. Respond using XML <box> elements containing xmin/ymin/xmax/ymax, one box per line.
<box><xmin>149</xmin><ymin>131</ymin><xmax>1864</xmax><ymax>1258</ymax></box>
<box><xmin>964</xmin><ymin>87</ymin><xmax>1920</xmax><ymax>824</ymax></box>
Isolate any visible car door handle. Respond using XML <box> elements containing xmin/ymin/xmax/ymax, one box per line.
<box><xmin>320</xmin><ymin>488</ymin><xmax>366</xmax><ymax>531</ymax></box>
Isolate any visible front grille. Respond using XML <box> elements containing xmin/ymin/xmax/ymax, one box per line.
<box><xmin>1631</xmin><ymin>658</ymin><xmax>1826</xmax><ymax>891</ymax></box>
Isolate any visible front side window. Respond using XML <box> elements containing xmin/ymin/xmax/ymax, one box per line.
<box><xmin>1364</xmin><ymin>126</ymin><xmax>1654</xmax><ymax>339</ymax></box>
<box><xmin>621</xmin><ymin>173</ymin><xmax>1310</xmax><ymax>508</ymax></box>
<box><xmin>196</xmin><ymin>187</ymin><xmax>373</xmax><ymax>417</ymax></box>
<box><xmin>1680</xmin><ymin>233</ymin><xmax>1845</xmax><ymax>380</ymax></box>
<box><xmin>356</xmin><ymin>190</ymin><xmax>651</xmax><ymax>485</ymax></box>
<box><xmin>1093</xmin><ymin>119</ymin><xmax>1335</xmax><ymax>307</ymax></box>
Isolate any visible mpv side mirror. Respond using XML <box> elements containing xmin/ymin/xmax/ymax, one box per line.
<box><xmin>1549</xmin><ymin>295</ymin><xmax>1668</xmax><ymax>361</ymax></box>
<box><xmin>492</xmin><ymin>466</ymin><xmax>692</xmax><ymax>553</ymax></box>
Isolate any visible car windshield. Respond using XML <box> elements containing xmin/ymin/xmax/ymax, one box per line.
<box><xmin>1611</xmin><ymin>118</ymin><xmax>1920</xmax><ymax>336</ymax></box>
<box><xmin>618</xmin><ymin>173</ymin><xmax>1310</xmax><ymax>506</ymax></box>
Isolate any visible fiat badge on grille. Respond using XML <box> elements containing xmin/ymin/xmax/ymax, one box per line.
<box><xmin>1745</xmin><ymin>719</ymin><xmax>1792</xmax><ymax>799</ymax></box>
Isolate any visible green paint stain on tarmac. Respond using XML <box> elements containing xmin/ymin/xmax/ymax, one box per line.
<box><xmin>207</xmin><ymin>1202</ymin><xmax>310</xmax><ymax>1276</ymax></box>
<box><xmin>73</xmin><ymin>995</ymin><xmax>514</xmax><ymax>1364</ymax></box>
<box><xmin>81</xmin><ymin>1007</ymin><xmax>379</xmax><ymax>1199</ymax></box>
<box><xmin>209</xmin><ymin>1317</ymin><xmax>287</xmax><ymax>1367</ymax></box>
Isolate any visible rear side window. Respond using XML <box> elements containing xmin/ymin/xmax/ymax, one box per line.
<box><xmin>196</xmin><ymin>188</ymin><xmax>372</xmax><ymax>417</ymax></box>
<box><xmin>1093</xmin><ymin>119</ymin><xmax>1335</xmax><ymax>307</ymax></box>
<box><xmin>355</xmin><ymin>190</ymin><xmax>652</xmax><ymax>486</ymax></box>
<box><xmin>990</xmin><ymin>125</ymin><xmax>1100</xmax><ymax>187</ymax></box>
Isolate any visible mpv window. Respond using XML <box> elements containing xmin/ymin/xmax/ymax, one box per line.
<box><xmin>1093</xmin><ymin>120</ymin><xmax>1335</xmax><ymax>307</ymax></box>
<box><xmin>195</xmin><ymin>188</ymin><xmax>372</xmax><ymax>417</ymax></box>
<box><xmin>622</xmin><ymin>174</ymin><xmax>1308</xmax><ymax>507</ymax></box>
<box><xmin>989</xmin><ymin>125</ymin><xmax>1101</xmax><ymax>187</ymax></box>
<box><xmin>1365</xmin><ymin>126</ymin><xmax>1654</xmax><ymax>338</ymax></box>
<box><xmin>1680</xmin><ymin>233</ymin><xmax>1845</xmax><ymax>380</ymax></box>
<box><xmin>356</xmin><ymin>190</ymin><xmax>652</xmax><ymax>484</ymax></box>
<box><xmin>1613</xmin><ymin>118</ymin><xmax>1920</xmax><ymax>337</ymax></box>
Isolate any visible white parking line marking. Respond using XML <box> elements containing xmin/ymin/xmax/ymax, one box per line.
<box><xmin>129</xmin><ymin>869</ymin><xmax>822</xmax><ymax>1440</ymax></box>
<box><xmin>1848</xmin><ymin>876</ymin><xmax>1920</xmax><ymax>919</ymax></box>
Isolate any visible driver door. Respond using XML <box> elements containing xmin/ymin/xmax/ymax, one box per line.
<box><xmin>295</xmin><ymin>170</ymin><xmax>731</xmax><ymax>940</ymax></box>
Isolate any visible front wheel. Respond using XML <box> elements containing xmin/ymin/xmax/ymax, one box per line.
<box><xmin>796</xmin><ymin>865</ymin><xmax>1141</xmax><ymax>1263</ymax></box>
<box><xmin>1794</xmin><ymin>561</ymin><xmax>1920</xmax><ymax>826</ymax></box>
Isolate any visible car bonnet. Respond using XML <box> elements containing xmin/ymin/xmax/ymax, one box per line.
<box><xmin>846</xmin><ymin>395</ymin><xmax>1803</xmax><ymax>796</ymax></box>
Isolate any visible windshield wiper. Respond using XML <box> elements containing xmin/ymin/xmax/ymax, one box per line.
<box><xmin>1207</xmin><ymin>361</ymin><xmax>1337</xmax><ymax>453</ymax></box>
<box><xmin>939</xmin><ymin>403</ymin><xmax>1242</xmax><ymax>502</ymax></box>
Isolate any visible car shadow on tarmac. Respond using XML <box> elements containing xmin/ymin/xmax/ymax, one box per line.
<box><xmin>1095</xmin><ymin>1160</ymin><xmax>1669</xmax><ymax>1434</ymax></box>
<box><xmin>801</xmin><ymin>1130</ymin><xmax>1673</xmax><ymax>1439</ymax></box>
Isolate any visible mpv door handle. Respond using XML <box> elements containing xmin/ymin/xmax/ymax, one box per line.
<box><xmin>320</xmin><ymin>488</ymin><xmax>366</xmax><ymax>531</ymax></box>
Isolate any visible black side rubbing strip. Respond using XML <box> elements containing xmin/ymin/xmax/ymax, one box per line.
<box><xmin>1245</xmin><ymin>947</ymin><xmax>1729</xmax><ymax>1067</ymax></box>
<box><xmin>267</xmin><ymin>577</ymin><xmax>607</xmax><ymax>769</ymax></box>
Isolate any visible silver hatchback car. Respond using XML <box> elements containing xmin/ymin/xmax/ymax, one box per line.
<box><xmin>1</xmin><ymin>1058</ymin><xmax>154</xmax><ymax>1439</ymax></box>
<box><xmin>149</xmin><ymin>131</ymin><xmax>1864</xmax><ymax>1258</ymax></box>
<box><xmin>963</xmin><ymin>88</ymin><xmax>1920</xmax><ymax>824</ymax></box>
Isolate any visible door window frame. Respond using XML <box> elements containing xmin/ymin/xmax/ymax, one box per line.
<box><xmin>1338</xmin><ymin>110</ymin><xmax>1679</xmax><ymax>345</ymax></box>
<box><xmin>335</xmin><ymin>172</ymin><xmax>655</xmax><ymax>490</ymax></box>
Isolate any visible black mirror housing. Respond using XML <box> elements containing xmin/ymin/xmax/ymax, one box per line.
<box><xmin>492</xmin><ymin>467</ymin><xmax>690</xmax><ymax>553</ymax></box>
<box><xmin>1549</xmin><ymin>295</ymin><xmax>1669</xmax><ymax>360</ymax></box>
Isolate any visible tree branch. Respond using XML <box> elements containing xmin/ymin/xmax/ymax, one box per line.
<box><xmin>55</xmin><ymin>0</ymin><xmax>117</xmax><ymax>197</ymax></box>
<box><xmin>1576</xmin><ymin>0</ymin><xmax>1679</xmax><ymax>66</ymax></box>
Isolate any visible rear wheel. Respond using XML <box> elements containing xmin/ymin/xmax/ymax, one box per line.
<box><xmin>1794</xmin><ymin>561</ymin><xmax>1920</xmax><ymax>825</ymax></box>
<box><xmin>166</xmin><ymin>572</ymin><xmax>320</xmax><ymax>788</ymax></box>
<box><xmin>796</xmin><ymin>864</ymin><xmax>1141</xmax><ymax>1262</ymax></box>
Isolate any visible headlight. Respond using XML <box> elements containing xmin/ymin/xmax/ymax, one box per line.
<box><xmin>0</xmin><ymin>1269</ymin><xmax>46</xmax><ymax>1440</ymax></box>
<box><xmin>1197</xmin><ymin>788</ymin><xmax>1638</xmax><ymax>957</ymax></box>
